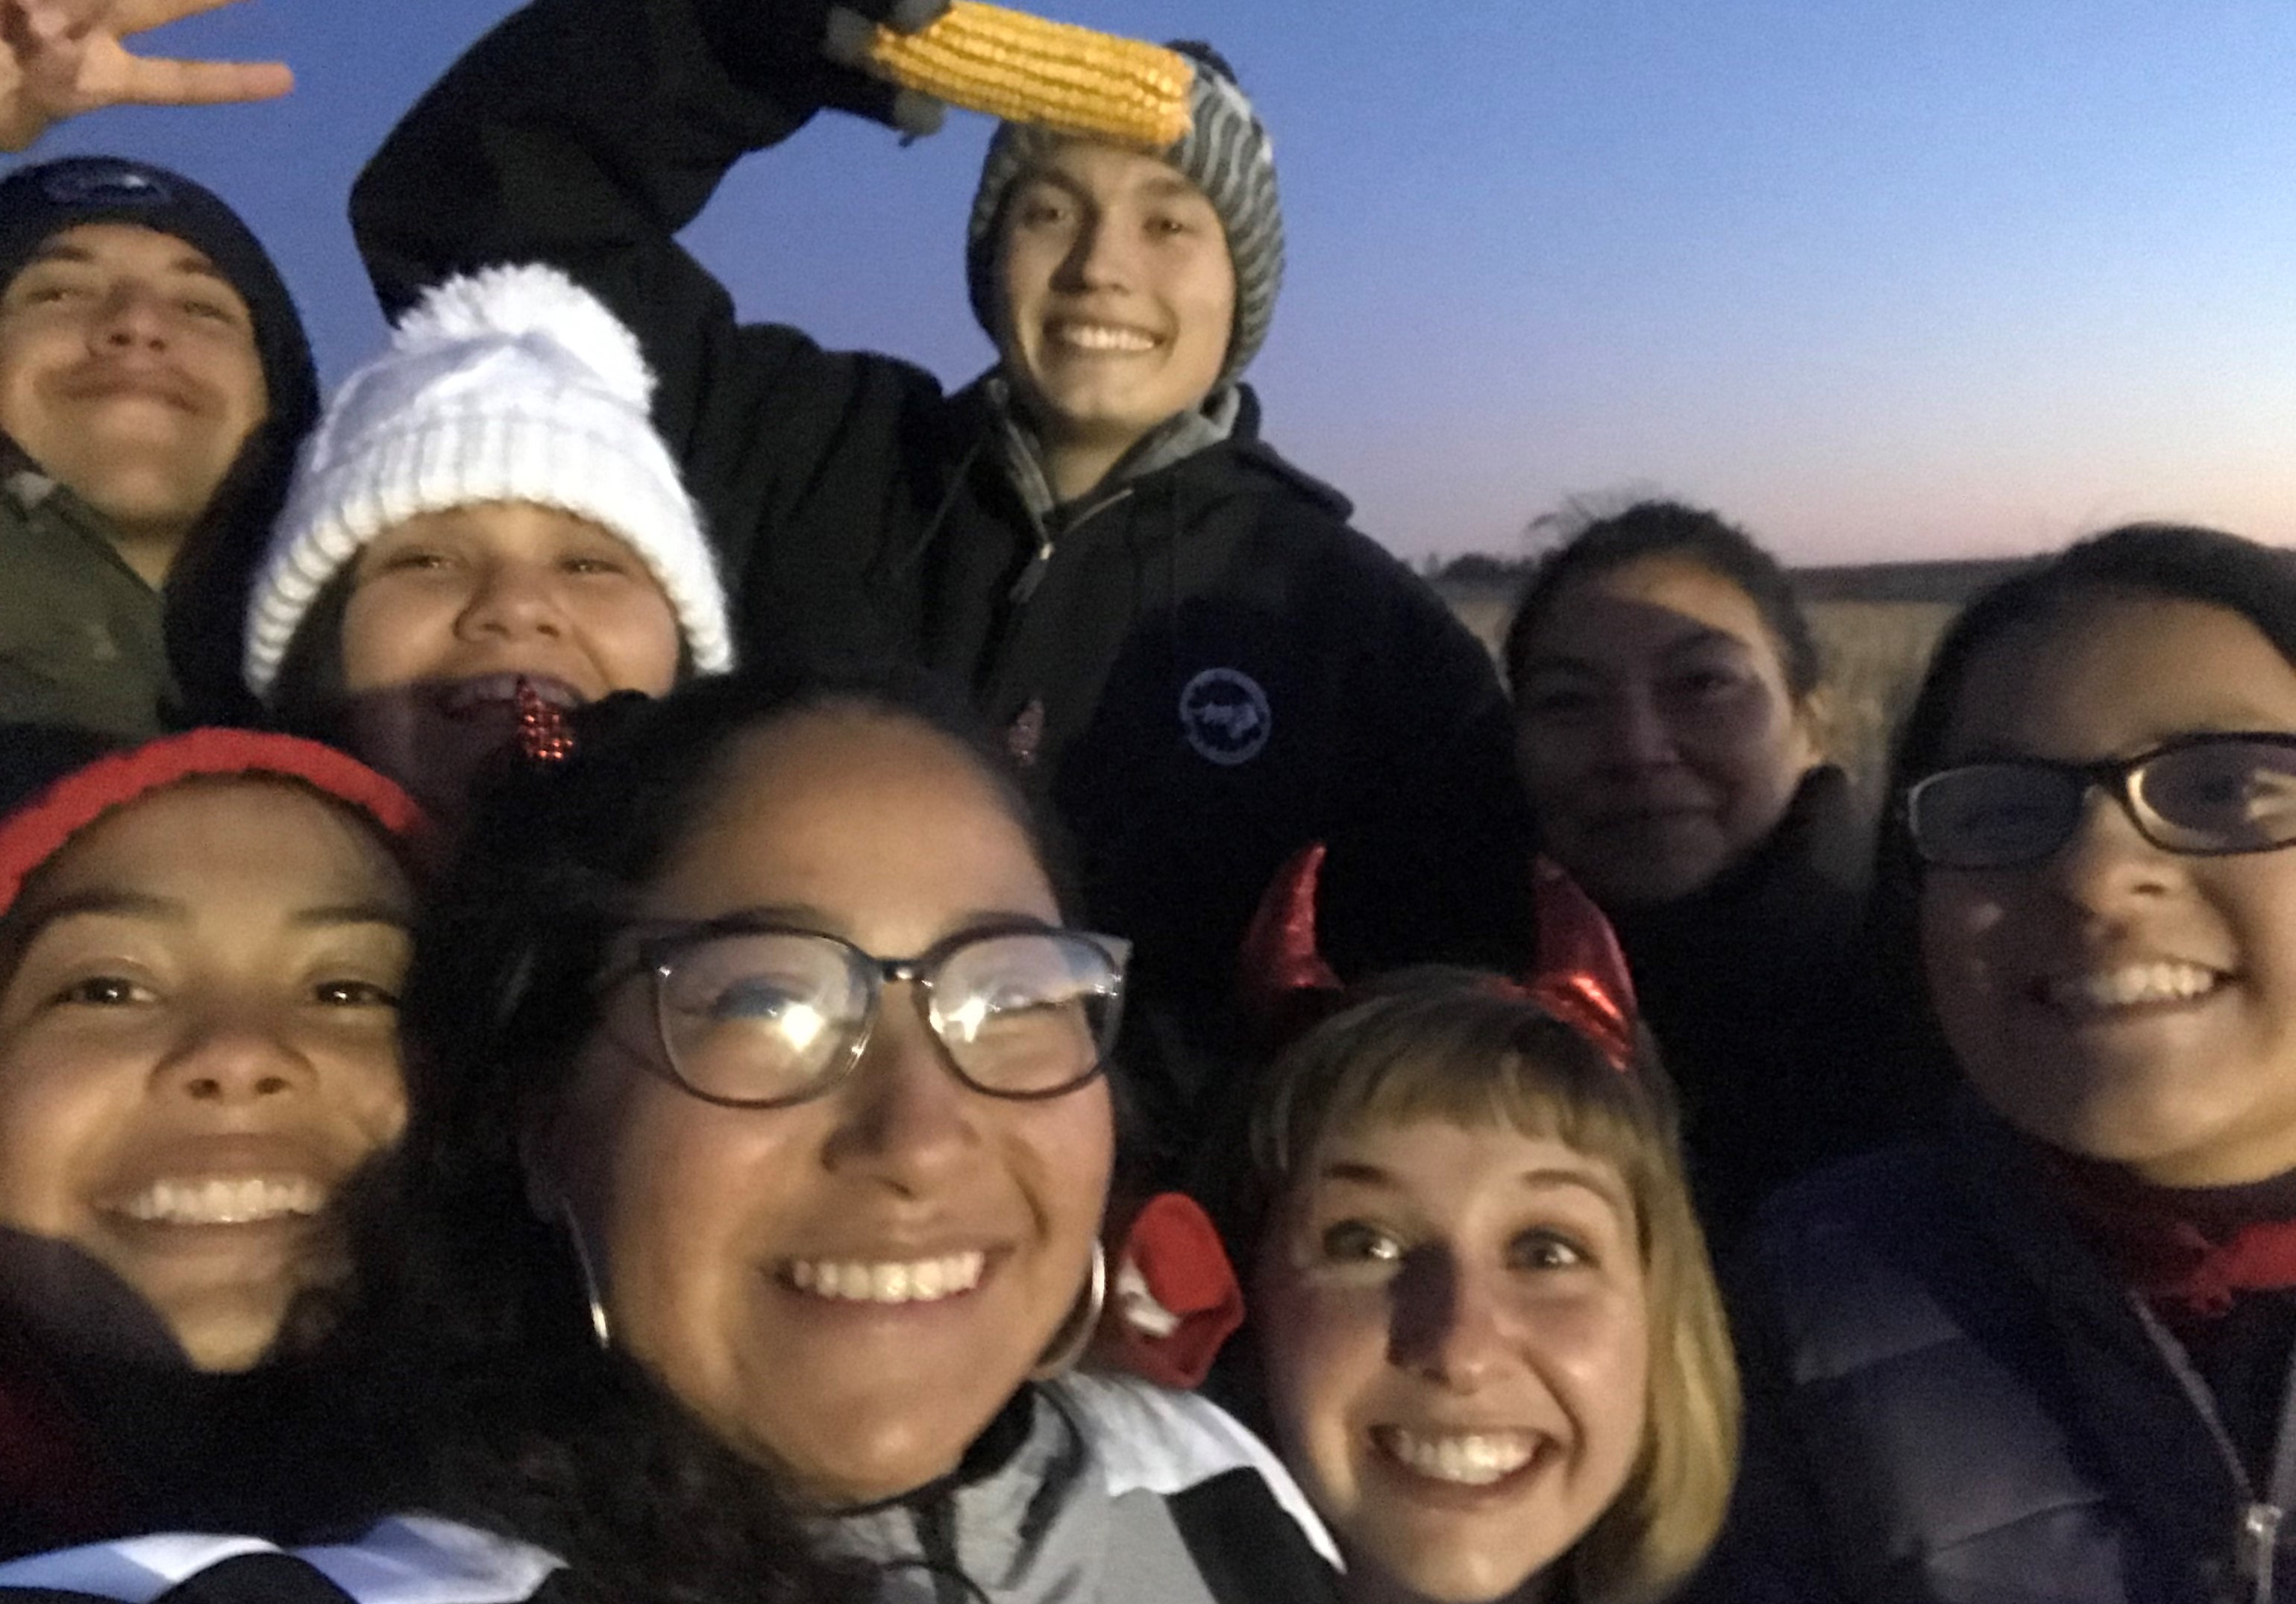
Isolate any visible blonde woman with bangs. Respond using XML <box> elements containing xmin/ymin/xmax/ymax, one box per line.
<box><xmin>1237</xmin><ymin>965</ymin><xmax>1737</xmax><ymax>1604</ymax></box>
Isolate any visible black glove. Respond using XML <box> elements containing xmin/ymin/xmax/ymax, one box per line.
<box><xmin>697</xmin><ymin>0</ymin><xmax>950</xmax><ymax>135</ymax></box>
<box><xmin>821</xmin><ymin>0</ymin><xmax>950</xmax><ymax>136</ymax></box>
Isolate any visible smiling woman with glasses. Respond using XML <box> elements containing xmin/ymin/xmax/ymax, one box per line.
<box><xmin>1698</xmin><ymin>525</ymin><xmax>2296</xmax><ymax>1604</ymax></box>
<box><xmin>345</xmin><ymin>665</ymin><xmax>1339</xmax><ymax>1604</ymax></box>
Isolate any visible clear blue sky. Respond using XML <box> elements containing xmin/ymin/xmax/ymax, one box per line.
<box><xmin>37</xmin><ymin>0</ymin><xmax>2296</xmax><ymax>563</ymax></box>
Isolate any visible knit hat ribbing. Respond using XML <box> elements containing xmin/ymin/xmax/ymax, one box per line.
<box><xmin>243</xmin><ymin>265</ymin><xmax>732</xmax><ymax>699</ymax></box>
<box><xmin>964</xmin><ymin>42</ymin><xmax>1284</xmax><ymax>389</ymax></box>
<box><xmin>0</xmin><ymin>727</ymin><xmax>428</xmax><ymax>921</ymax></box>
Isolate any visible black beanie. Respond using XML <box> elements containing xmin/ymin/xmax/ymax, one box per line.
<box><xmin>0</xmin><ymin>156</ymin><xmax>317</xmax><ymax>445</ymax></box>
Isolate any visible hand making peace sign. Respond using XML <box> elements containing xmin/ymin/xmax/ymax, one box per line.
<box><xmin>0</xmin><ymin>0</ymin><xmax>289</xmax><ymax>151</ymax></box>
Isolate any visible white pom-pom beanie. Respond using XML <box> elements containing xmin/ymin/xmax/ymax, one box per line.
<box><xmin>242</xmin><ymin>263</ymin><xmax>733</xmax><ymax>699</ymax></box>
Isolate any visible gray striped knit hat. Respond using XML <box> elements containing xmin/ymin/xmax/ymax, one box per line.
<box><xmin>964</xmin><ymin>41</ymin><xmax>1283</xmax><ymax>389</ymax></box>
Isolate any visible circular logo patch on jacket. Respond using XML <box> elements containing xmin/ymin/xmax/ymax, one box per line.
<box><xmin>1179</xmin><ymin>668</ymin><xmax>1273</xmax><ymax>766</ymax></box>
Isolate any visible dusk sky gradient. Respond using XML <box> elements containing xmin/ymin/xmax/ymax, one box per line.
<box><xmin>35</xmin><ymin>0</ymin><xmax>2296</xmax><ymax>563</ymax></box>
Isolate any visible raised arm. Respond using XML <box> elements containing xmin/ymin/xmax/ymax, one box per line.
<box><xmin>349</xmin><ymin>0</ymin><xmax>942</xmax><ymax>460</ymax></box>
<box><xmin>0</xmin><ymin>0</ymin><xmax>290</xmax><ymax>151</ymax></box>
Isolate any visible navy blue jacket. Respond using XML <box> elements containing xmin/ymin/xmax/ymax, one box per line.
<box><xmin>1701</xmin><ymin>1106</ymin><xmax>2296</xmax><ymax>1604</ymax></box>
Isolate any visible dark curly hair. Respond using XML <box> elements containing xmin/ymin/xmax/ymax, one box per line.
<box><xmin>337</xmin><ymin>661</ymin><xmax>1069</xmax><ymax>1604</ymax></box>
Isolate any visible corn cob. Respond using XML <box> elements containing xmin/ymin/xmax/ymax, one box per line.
<box><xmin>851</xmin><ymin>2</ymin><xmax>1194</xmax><ymax>149</ymax></box>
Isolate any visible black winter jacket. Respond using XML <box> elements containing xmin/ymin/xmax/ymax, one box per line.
<box><xmin>348</xmin><ymin>0</ymin><xmax>1534</xmax><ymax>1136</ymax></box>
<box><xmin>1607</xmin><ymin>765</ymin><xmax>1938</xmax><ymax>1245</ymax></box>
<box><xmin>1700</xmin><ymin>1103</ymin><xmax>2296</xmax><ymax>1604</ymax></box>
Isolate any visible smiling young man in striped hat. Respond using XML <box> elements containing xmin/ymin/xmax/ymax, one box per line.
<box><xmin>350</xmin><ymin>0</ymin><xmax>1533</xmax><ymax>1164</ymax></box>
<box><xmin>958</xmin><ymin>37</ymin><xmax>1282</xmax><ymax>509</ymax></box>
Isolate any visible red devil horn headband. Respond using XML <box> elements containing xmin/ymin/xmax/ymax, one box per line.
<box><xmin>1521</xmin><ymin>857</ymin><xmax>1638</xmax><ymax>1074</ymax></box>
<box><xmin>1235</xmin><ymin>842</ymin><xmax>1345</xmax><ymax>1040</ymax></box>
<box><xmin>1236</xmin><ymin>843</ymin><xmax>1639</xmax><ymax>1074</ymax></box>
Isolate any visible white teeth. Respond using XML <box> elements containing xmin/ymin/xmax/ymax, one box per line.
<box><xmin>2045</xmin><ymin>963</ymin><xmax>2221</xmax><ymax>1012</ymax></box>
<box><xmin>119</xmin><ymin>1176</ymin><xmax>327</xmax><ymax>1226</ymax></box>
<box><xmin>784</xmin><ymin>1250</ymin><xmax>985</xmax><ymax>1306</ymax></box>
<box><xmin>1053</xmin><ymin>323</ymin><xmax>1155</xmax><ymax>353</ymax></box>
<box><xmin>1379</xmin><ymin>1428</ymin><xmax>1538</xmax><ymax>1487</ymax></box>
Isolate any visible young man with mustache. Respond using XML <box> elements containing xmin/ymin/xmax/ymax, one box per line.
<box><xmin>0</xmin><ymin>0</ymin><xmax>314</xmax><ymax>738</ymax></box>
<box><xmin>352</xmin><ymin>0</ymin><xmax>1534</xmax><ymax>1155</ymax></box>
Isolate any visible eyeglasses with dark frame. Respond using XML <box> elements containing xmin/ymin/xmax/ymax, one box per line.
<box><xmin>1905</xmin><ymin>732</ymin><xmax>2296</xmax><ymax>870</ymax></box>
<box><xmin>605</xmin><ymin>918</ymin><xmax>1131</xmax><ymax>1108</ymax></box>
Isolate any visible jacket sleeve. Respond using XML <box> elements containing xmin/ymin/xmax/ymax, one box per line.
<box><xmin>348</xmin><ymin>0</ymin><xmax>947</xmax><ymax>598</ymax></box>
<box><xmin>1315</xmin><ymin>562</ymin><xmax>1537</xmax><ymax>980</ymax></box>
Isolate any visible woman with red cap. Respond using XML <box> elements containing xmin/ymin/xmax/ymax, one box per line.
<box><xmin>0</xmin><ymin>727</ymin><xmax>866</xmax><ymax>1604</ymax></box>
<box><xmin>0</xmin><ymin>723</ymin><xmax>421</xmax><ymax>1554</ymax></box>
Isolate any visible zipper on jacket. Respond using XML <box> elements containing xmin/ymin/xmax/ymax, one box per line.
<box><xmin>1008</xmin><ymin>536</ymin><xmax>1055</xmax><ymax>606</ymax></box>
<box><xmin>2135</xmin><ymin>1299</ymin><xmax>2292</xmax><ymax>1602</ymax></box>
<box><xmin>1003</xmin><ymin>486</ymin><xmax>1136</xmax><ymax>609</ymax></box>
<box><xmin>2246</xmin><ymin>1503</ymin><xmax>2283</xmax><ymax>1600</ymax></box>
<box><xmin>988</xmin><ymin>486</ymin><xmax>1137</xmax><ymax>704</ymax></box>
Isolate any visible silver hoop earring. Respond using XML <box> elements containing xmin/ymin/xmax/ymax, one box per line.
<box><xmin>1031</xmin><ymin>1240</ymin><xmax>1107</xmax><ymax>1379</ymax></box>
<box><xmin>556</xmin><ymin>1198</ymin><xmax>612</xmax><ymax>1351</ymax></box>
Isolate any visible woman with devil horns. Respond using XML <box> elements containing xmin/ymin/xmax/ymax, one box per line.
<box><xmin>1212</xmin><ymin>849</ymin><xmax>1739</xmax><ymax>1603</ymax></box>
